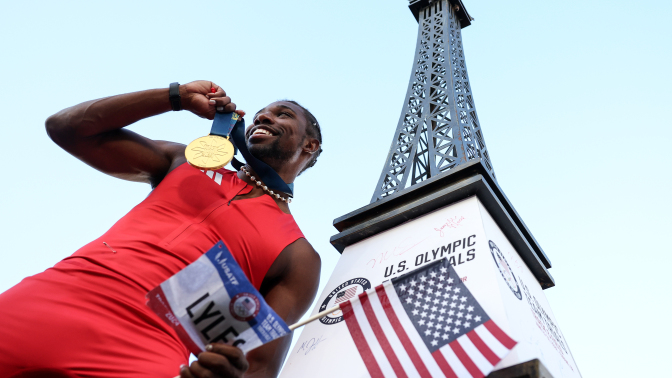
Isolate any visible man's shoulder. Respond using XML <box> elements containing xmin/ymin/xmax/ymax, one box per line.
<box><xmin>262</xmin><ymin>237</ymin><xmax>320</xmax><ymax>294</ymax></box>
<box><xmin>284</xmin><ymin>238</ymin><xmax>317</xmax><ymax>256</ymax></box>
<box><xmin>276</xmin><ymin>239</ymin><xmax>320</xmax><ymax>276</ymax></box>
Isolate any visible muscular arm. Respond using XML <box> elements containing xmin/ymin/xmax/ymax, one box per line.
<box><xmin>45</xmin><ymin>81</ymin><xmax>239</xmax><ymax>187</ymax></box>
<box><xmin>245</xmin><ymin>239</ymin><xmax>321</xmax><ymax>377</ymax></box>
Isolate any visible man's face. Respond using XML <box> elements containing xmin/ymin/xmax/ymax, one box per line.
<box><xmin>245</xmin><ymin>101</ymin><xmax>309</xmax><ymax>168</ymax></box>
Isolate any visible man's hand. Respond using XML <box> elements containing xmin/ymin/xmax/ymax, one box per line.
<box><xmin>179</xmin><ymin>343</ymin><xmax>249</xmax><ymax>378</ymax></box>
<box><xmin>180</xmin><ymin>81</ymin><xmax>246</xmax><ymax>120</ymax></box>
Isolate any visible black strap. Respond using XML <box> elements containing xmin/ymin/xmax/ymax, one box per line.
<box><xmin>168</xmin><ymin>82</ymin><xmax>182</xmax><ymax>111</ymax></box>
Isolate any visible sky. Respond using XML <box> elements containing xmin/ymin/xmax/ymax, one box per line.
<box><xmin>1</xmin><ymin>0</ymin><xmax>671</xmax><ymax>376</ymax></box>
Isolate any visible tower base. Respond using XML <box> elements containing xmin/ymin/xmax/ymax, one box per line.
<box><xmin>280</xmin><ymin>160</ymin><xmax>580</xmax><ymax>378</ymax></box>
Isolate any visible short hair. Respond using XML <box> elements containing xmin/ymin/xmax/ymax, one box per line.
<box><xmin>281</xmin><ymin>100</ymin><xmax>323</xmax><ymax>175</ymax></box>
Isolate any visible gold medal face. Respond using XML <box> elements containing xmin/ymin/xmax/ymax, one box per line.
<box><xmin>185</xmin><ymin>135</ymin><xmax>235</xmax><ymax>170</ymax></box>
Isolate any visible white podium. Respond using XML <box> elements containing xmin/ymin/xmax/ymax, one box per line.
<box><xmin>281</xmin><ymin>161</ymin><xmax>581</xmax><ymax>378</ymax></box>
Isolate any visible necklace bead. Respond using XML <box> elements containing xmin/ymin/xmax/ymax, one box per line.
<box><xmin>240</xmin><ymin>166</ymin><xmax>292</xmax><ymax>204</ymax></box>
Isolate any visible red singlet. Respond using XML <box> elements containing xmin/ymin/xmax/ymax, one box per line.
<box><xmin>0</xmin><ymin>164</ymin><xmax>304</xmax><ymax>377</ymax></box>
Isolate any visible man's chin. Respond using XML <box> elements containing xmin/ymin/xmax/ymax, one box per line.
<box><xmin>247</xmin><ymin>144</ymin><xmax>267</xmax><ymax>160</ymax></box>
<box><xmin>246</xmin><ymin>140</ymin><xmax>294</xmax><ymax>172</ymax></box>
<box><xmin>247</xmin><ymin>144</ymin><xmax>279</xmax><ymax>168</ymax></box>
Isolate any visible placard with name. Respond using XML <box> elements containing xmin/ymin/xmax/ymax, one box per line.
<box><xmin>147</xmin><ymin>241</ymin><xmax>290</xmax><ymax>355</ymax></box>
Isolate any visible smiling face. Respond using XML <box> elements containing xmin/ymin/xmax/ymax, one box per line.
<box><xmin>245</xmin><ymin>101</ymin><xmax>316</xmax><ymax>177</ymax></box>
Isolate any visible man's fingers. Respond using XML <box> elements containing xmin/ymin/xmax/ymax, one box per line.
<box><xmin>205</xmin><ymin>82</ymin><xmax>225</xmax><ymax>96</ymax></box>
<box><xmin>214</xmin><ymin>103</ymin><xmax>237</xmax><ymax>113</ymax></box>
<box><xmin>196</xmin><ymin>352</ymin><xmax>238</xmax><ymax>377</ymax></box>
<box><xmin>214</xmin><ymin>106</ymin><xmax>237</xmax><ymax>114</ymax></box>
<box><xmin>209</xmin><ymin>96</ymin><xmax>232</xmax><ymax>107</ymax></box>
<box><xmin>202</xmin><ymin>83</ymin><xmax>237</xmax><ymax>114</ymax></box>
<box><xmin>179</xmin><ymin>364</ymin><xmax>196</xmax><ymax>378</ymax></box>
<box><xmin>206</xmin><ymin>89</ymin><xmax>227</xmax><ymax>98</ymax></box>
<box><xmin>186</xmin><ymin>346</ymin><xmax>248</xmax><ymax>378</ymax></box>
<box><xmin>206</xmin><ymin>343</ymin><xmax>249</xmax><ymax>371</ymax></box>
<box><xmin>208</xmin><ymin>97</ymin><xmax>237</xmax><ymax>113</ymax></box>
<box><xmin>187</xmin><ymin>361</ymin><xmax>215</xmax><ymax>378</ymax></box>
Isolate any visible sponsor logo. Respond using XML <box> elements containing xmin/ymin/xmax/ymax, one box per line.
<box><xmin>214</xmin><ymin>252</ymin><xmax>240</xmax><ymax>286</ymax></box>
<box><xmin>229</xmin><ymin>292</ymin><xmax>261</xmax><ymax>322</ymax></box>
<box><xmin>200</xmin><ymin>169</ymin><xmax>224</xmax><ymax>185</ymax></box>
<box><xmin>489</xmin><ymin>241</ymin><xmax>522</xmax><ymax>300</ymax></box>
<box><xmin>318</xmin><ymin>278</ymin><xmax>371</xmax><ymax>325</ymax></box>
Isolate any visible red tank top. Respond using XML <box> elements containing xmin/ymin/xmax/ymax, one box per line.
<box><xmin>0</xmin><ymin>164</ymin><xmax>304</xmax><ymax>377</ymax></box>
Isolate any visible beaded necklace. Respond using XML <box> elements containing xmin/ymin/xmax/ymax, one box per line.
<box><xmin>240</xmin><ymin>165</ymin><xmax>292</xmax><ymax>204</ymax></box>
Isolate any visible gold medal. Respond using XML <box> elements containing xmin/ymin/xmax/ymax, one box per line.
<box><xmin>185</xmin><ymin>135</ymin><xmax>235</xmax><ymax>170</ymax></box>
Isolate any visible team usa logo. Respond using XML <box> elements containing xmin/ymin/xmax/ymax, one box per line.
<box><xmin>319</xmin><ymin>278</ymin><xmax>371</xmax><ymax>325</ymax></box>
<box><xmin>229</xmin><ymin>292</ymin><xmax>261</xmax><ymax>322</ymax></box>
<box><xmin>489</xmin><ymin>240</ymin><xmax>522</xmax><ymax>300</ymax></box>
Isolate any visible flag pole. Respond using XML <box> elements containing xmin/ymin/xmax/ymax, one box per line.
<box><xmin>288</xmin><ymin>304</ymin><xmax>340</xmax><ymax>331</ymax></box>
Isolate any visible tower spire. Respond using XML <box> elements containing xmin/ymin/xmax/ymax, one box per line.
<box><xmin>372</xmin><ymin>0</ymin><xmax>494</xmax><ymax>202</ymax></box>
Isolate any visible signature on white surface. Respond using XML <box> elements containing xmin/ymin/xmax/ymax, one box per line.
<box><xmin>296</xmin><ymin>335</ymin><xmax>326</xmax><ymax>356</ymax></box>
<box><xmin>434</xmin><ymin>216</ymin><xmax>465</xmax><ymax>237</ymax></box>
<box><xmin>366</xmin><ymin>236</ymin><xmax>427</xmax><ymax>269</ymax></box>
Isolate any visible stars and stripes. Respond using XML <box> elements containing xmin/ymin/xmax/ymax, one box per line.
<box><xmin>338</xmin><ymin>259</ymin><xmax>517</xmax><ymax>378</ymax></box>
<box><xmin>334</xmin><ymin>287</ymin><xmax>358</xmax><ymax>305</ymax></box>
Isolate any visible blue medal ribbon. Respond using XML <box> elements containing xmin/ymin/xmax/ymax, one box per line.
<box><xmin>211</xmin><ymin>112</ymin><xmax>294</xmax><ymax>197</ymax></box>
<box><xmin>210</xmin><ymin>111</ymin><xmax>240</xmax><ymax>139</ymax></box>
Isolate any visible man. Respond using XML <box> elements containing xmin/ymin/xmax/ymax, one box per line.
<box><xmin>0</xmin><ymin>80</ymin><xmax>322</xmax><ymax>378</ymax></box>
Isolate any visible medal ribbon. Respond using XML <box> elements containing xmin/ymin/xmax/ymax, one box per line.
<box><xmin>211</xmin><ymin>112</ymin><xmax>294</xmax><ymax>197</ymax></box>
<box><xmin>210</xmin><ymin>111</ymin><xmax>239</xmax><ymax>140</ymax></box>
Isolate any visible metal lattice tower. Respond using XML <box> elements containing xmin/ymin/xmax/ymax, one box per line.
<box><xmin>372</xmin><ymin>0</ymin><xmax>495</xmax><ymax>202</ymax></box>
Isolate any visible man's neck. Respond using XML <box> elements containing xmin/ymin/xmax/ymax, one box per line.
<box><xmin>262</xmin><ymin>159</ymin><xmax>298</xmax><ymax>186</ymax></box>
<box><xmin>235</xmin><ymin>167</ymin><xmax>292</xmax><ymax>212</ymax></box>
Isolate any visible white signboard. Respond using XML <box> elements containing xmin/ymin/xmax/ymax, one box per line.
<box><xmin>281</xmin><ymin>196</ymin><xmax>580</xmax><ymax>378</ymax></box>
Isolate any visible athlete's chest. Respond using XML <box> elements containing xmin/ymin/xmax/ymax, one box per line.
<box><xmin>151</xmin><ymin>164</ymin><xmax>244</xmax><ymax>214</ymax></box>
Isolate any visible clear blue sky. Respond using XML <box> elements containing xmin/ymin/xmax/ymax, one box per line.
<box><xmin>1</xmin><ymin>0</ymin><xmax>670</xmax><ymax>376</ymax></box>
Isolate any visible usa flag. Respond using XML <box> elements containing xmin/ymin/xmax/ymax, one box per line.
<box><xmin>339</xmin><ymin>259</ymin><xmax>516</xmax><ymax>378</ymax></box>
<box><xmin>335</xmin><ymin>287</ymin><xmax>359</xmax><ymax>305</ymax></box>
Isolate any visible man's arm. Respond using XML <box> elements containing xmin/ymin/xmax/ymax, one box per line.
<box><xmin>183</xmin><ymin>238</ymin><xmax>321</xmax><ymax>378</ymax></box>
<box><xmin>45</xmin><ymin>81</ymin><xmax>239</xmax><ymax>186</ymax></box>
<box><xmin>247</xmin><ymin>239</ymin><xmax>321</xmax><ymax>377</ymax></box>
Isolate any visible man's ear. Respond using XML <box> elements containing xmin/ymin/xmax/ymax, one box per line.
<box><xmin>303</xmin><ymin>138</ymin><xmax>320</xmax><ymax>154</ymax></box>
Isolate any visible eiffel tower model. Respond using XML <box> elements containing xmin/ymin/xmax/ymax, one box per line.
<box><xmin>372</xmin><ymin>0</ymin><xmax>494</xmax><ymax>201</ymax></box>
<box><xmin>334</xmin><ymin>0</ymin><xmax>552</xmax><ymax>289</ymax></box>
<box><xmin>281</xmin><ymin>2</ymin><xmax>581</xmax><ymax>377</ymax></box>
